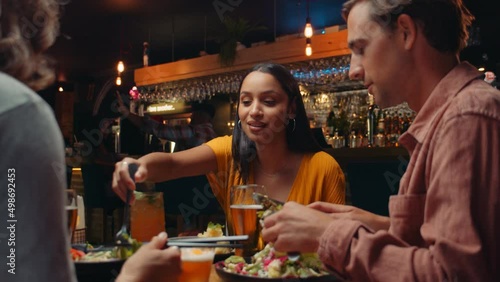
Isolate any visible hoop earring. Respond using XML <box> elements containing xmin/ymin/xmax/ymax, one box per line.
<box><xmin>237</xmin><ymin>120</ymin><xmax>241</xmax><ymax>129</ymax></box>
<box><xmin>289</xmin><ymin>118</ymin><xmax>296</xmax><ymax>132</ymax></box>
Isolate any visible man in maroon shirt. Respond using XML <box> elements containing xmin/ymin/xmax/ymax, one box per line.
<box><xmin>262</xmin><ymin>0</ymin><xmax>500</xmax><ymax>281</ymax></box>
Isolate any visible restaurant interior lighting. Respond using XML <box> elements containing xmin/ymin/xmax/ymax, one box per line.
<box><xmin>58</xmin><ymin>86</ymin><xmax>64</xmax><ymax>92</ymax></box>
<box><xmin>305</xmin><ymin>38</ymin><xmax>312</xmax><ymax>56</ymax></box>
<box><xmin>117</xmin><ymin>60</ymin><xmax>125</xmax><ymax>73</ymax></box>
<box><xmin>304</xmin><ymin>18</ymin><xmax>313</xmax><ymax>38</ymax></box>
<box><xmin>304</xmin><ymin>0</ymin><xmax>313</xmax><ymax>38</ymax></box>
<box><xmin>478</xmin><ymin>67</ymin><xmax>485</xmax><ymax>72</ymax></box>
<box><xmin>116</xmin><ymin>76</ymin><xmax>122</xmax><ymax>86</ymax></box>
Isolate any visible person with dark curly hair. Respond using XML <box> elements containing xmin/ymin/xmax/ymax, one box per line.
<box><xmin>0</xmin><ymin>1</ymin><xmax>181</xmax><ymax>281</ymax></box>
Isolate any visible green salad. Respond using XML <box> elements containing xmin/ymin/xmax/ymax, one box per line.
<box><xmin>221</xmin><ymin>243</ymin><xmax>329</xmax><ymax>278</ymax></box>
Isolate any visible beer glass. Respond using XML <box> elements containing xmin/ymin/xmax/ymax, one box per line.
<box><xmin>179</xmin><ymin>247</ymin><xmax>215</xmax><ymax>282</ymax></box>
<box><xmin>64</xmin><ymin>189</ymin><xmax>78</xmax><ymax>242</ymax></box>
<box><xmin>130</xmin><ymin>191</ymin><xmax>165</xmax><ymax>242</ymax></box>
<box><xmin>229</xmin><ymin>184</ymin><xmax>266</xmax><ymax>257</ymax></box>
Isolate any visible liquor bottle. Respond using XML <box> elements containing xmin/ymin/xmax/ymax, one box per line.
<box><xmin>366</xmin><ymin>94</ymin><xmax>379</xmax><ymax>147</ymax></box>
<box><xmin>327</xmin><ymin>111</ymin><xmax>335</xmax><ymax>136</ymax></box>
<box><xmin>375</xmin><ymin>112</ymin><xmax>386</xmax><ymax>147</ymax></box>
<box><xmin>349</xmin><ymin>131</ymin><xmax>358</xmax><ymax>148</ymax></box>
<box><xmin>384</xmin><ymin>110</ymin><xmax>393</xmax><ymax>147</ymax></box>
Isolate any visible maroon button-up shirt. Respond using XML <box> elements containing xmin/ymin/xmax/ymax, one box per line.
<box><xmin>318</xmin><ymin>62</ymin><xmax>500</xmax><ymax>281</ymax></box>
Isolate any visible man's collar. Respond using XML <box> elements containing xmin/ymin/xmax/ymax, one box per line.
<box><xmin>403</xmin><ymin>62</ymin><xmax>481</xmax><ymax>144</ymax></box>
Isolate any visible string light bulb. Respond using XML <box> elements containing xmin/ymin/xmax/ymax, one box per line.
<box><xmin>116</xmin><ymin>76</ymin><xmax>122</xmax><ymax>86</ymax></box>
<box><xmin>117</xmin><ymin>61</ymin><xmax>125</xmax><ymax>73</ymax></box>
<box><xmin>304</xmin><ymin>17</ymin><xmax>313</xmax><ymax>38</ymax></box>
<box><xmin>305</xmin><ymin>38</ymin><xmax>312</xmax><ymax>56</ymax></box>
<box><xmin>304</xmin><ymin>0</ymin><xmax>313</xmax><ymax>38</ymax></box>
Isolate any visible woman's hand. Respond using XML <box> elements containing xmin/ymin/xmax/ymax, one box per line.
<box><xmin>308</xmin><ymin>202</ymin><xmax>390</xmax><ymax>232</ymax></box>
<box><xmin>116</xmin><ymin>232</ymin><xmax>181</xmax><ymax>282</ymax></box>
<box><xmin>112</xmin><ymin>158</ymin><xmax>148</xmax><ymax>204</ymax></box>
<box><xmin>261</xmin><ymin>202</ymin><xmax>334</xmax><ymax>253</ymax></box>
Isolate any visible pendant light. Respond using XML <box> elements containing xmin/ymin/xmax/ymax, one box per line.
<box><xmin>304</xmin><ymin>0</ymin><xmax>313</xmax><ymax>56</ymax></box>
<box><xmin>117</xmin><ymin>61</ymin><xmax>125</xmax><ymax>73</ymax></box>
<box><xmin>116</xmin><ymin>17</ymin><xmax>124</xmax><ymax>86</ymax></box>
<box><xmin>305</xmin><ymin>38</ymin><xmax>312</xmax><ymax>56</ymax></box>
<box><xmin>304</xmin><ymin>0</ymin><xmax>313</xmax><ymax>38</ymax></box>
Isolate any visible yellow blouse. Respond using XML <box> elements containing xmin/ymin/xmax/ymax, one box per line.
<box><xmin>205</xmin><ymin>135</ymin><xmax>345</xmax><ymax>220</ymax></box>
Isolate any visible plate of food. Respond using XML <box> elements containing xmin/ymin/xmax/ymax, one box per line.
<box><xmin>215</xmin><ymin>243</ymin><xmax>342</xmax><ymax>282</ymax></box>
<box><xmin>71</xmin><ymin>240</ymin><xmax>141</xmax><ymax>282</ymax></box>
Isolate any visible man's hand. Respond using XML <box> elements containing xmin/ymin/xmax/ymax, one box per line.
<box><xmin>117</xmin><ymin>232</ymin><xmax>181</xmax><ymax>282</ymax></box>
<box><xmin>261</xmin><ymin>202</ymin><xmax>334</xmax><ymax>253</ymax></box>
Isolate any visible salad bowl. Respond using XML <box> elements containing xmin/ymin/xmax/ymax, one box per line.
<box><xmin>214</xmin><ymin>258</ymin><xmax>342</xmax><ymax>282</ymax></box>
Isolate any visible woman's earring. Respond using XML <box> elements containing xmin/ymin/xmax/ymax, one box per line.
<box><xmin>237</xmin><ymin>120</ymin><xmax>242</xmax><ymax>129</ymax></box>
<box><xmin>289</xmin><ymin>118</ymin><xmax>296</xmax><ymax>132</ymax></box>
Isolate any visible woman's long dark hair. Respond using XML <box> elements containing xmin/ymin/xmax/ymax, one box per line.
<box><xmin>231</xmin><ymin>63</ymin><xmax>322</xmax><ymax>183</ymax></box>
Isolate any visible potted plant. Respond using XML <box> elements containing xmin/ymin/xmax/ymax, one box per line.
<box><xmin>218</xmin><ymin>17</ymin><xmax>266</xmax><ymax>67</ymax></box>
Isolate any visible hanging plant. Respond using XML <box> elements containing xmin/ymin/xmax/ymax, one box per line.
<box><xmin>217</xmin><ymin>17</ymin><xmax>266</xmax><ymax>67</ymax></box>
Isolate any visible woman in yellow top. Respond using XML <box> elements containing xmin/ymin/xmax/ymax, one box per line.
<box><xmin>112</xmin><ymin>63</ymin><xmax>345</xmax><ymax>219</ymax></box>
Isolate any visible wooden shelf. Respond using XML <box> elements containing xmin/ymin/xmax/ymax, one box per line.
<box><xmin>134</xmin><ymin>29</ymin><xmax>350</xmax><ymax>86</ymax></box>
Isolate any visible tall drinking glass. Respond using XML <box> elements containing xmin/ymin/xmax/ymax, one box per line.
<box><xmin>65</xmin><ymin>189</ymin><xmax>78</xmax><ymax>242</ymax></box>
<box><xmin>229</xmin><ymin>184</ymin><xmax>266</xmax><ymax>257</ymax></box>
<box><xmin>130</xmin><ymin>191</ymin><xmax>165</xmax><ymax>242</ymax></box>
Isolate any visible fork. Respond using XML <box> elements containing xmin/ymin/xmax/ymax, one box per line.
<box><xmin>115</xmin><ymin>163</ymin><xmax>138</xmax><ymax>246</ymax></box>
<box><xmin>252</xmin><ymin>192</ymin><xmax>300</xmax><ymax>261</ymax></box>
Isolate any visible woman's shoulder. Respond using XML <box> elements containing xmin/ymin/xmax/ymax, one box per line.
<box><xmin>207</xmin><ymin>135</ymin><xmax>232</xmax><ymax>145</ymax></box>
<box><xmin>206</xmin><ymin>135</ymin><xmax>233</xmax><ymax>152</ymax></box>
<box><xmin>306</xmin><ymin>151</ymin><xmax>336</xmax><ymax>161</ymax></box>
<box><xmin>302</xmin><ymin>151</ymin><xmax>341</xmax><ymax>169</ymax></box>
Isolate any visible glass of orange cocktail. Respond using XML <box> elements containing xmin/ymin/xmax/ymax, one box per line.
<box><xmin>229</xmin><ymin>184</ymin><xmax>266</xmax><ymax>257</ymax></box>
<box><xmin>130</xmin><ymin>191</ymin><xmax>165</xmax><ymax>242</ymax></box>
<box><xmin>179</xmin><ymin>247</ymin><xmax>215</xmax><ymax>282</ymax></box>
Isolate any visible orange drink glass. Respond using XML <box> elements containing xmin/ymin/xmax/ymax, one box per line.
<box><xmin>130</xmin><ymin>191</ymin><xmax>165</xmax><ymax>242</ymax></box>
<box><xmin>179</xmin><ymin>248</ymin><xmax>215</xmax><ymax>282</ymax></box>
<box><xmin>229</xmin><ymin>184</ymin><xmax>266</xmax><ymax>257</ymax></box>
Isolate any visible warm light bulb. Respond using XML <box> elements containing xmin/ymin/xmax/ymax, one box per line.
<box><xmin>116</xmin><ymin>76</ymin><xmax>122</xmax><ymax>86</ymax></box>
<box><xmin>305</xmin><ymin>44</ymin><xmax>312</xmax><ymax>56</ymax></box>
<box><xmin>117</xmin><ymin>61</ymin><xmax>125</xmax><ymax>73</ymax></box>
<box><xmin>304</xmin><ymin>20</ymin><xmax>313</xmax><ymax>38</ymax></box>
<box><xmin>58</xmin><ymin>86</ymin><xmax>64</xmax><ymax>92</ymax></box>
<box><xmin>305</xmin><ymin>38</ymin><xmax>313</xmax><ymax>57</ymax></box>
<box><xmin>478</xmin><ymin>67</ymin><xmax>485</xmax><ymax>72</ymax></box>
